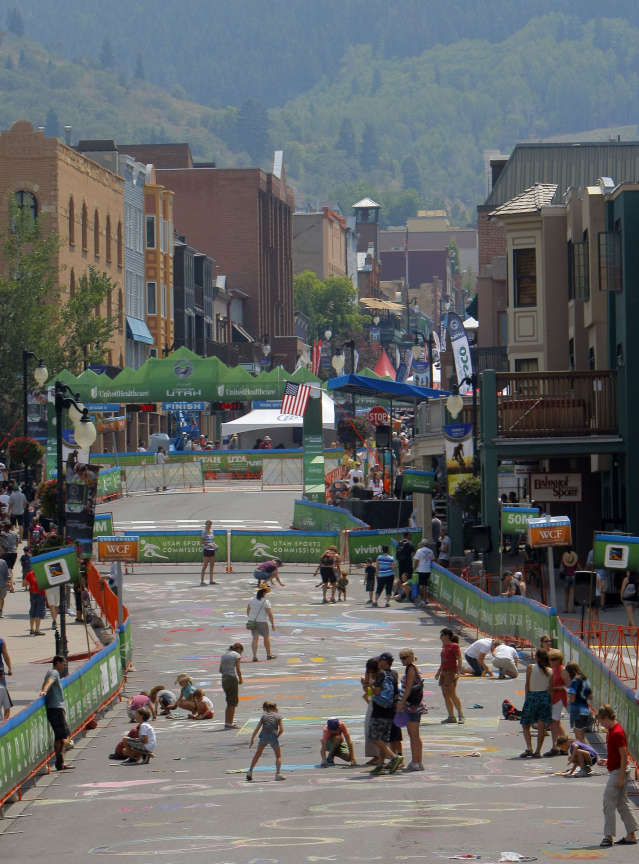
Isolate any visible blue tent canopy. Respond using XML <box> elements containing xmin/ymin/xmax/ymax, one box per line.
<box><xmin>327</xmin><ymin>374</ymin><xmax>449</xmax><ymax>404</ymax></box>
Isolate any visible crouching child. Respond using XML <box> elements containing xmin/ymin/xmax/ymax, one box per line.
<box><xmin>121</xmin><ymin>707</ymin><xmax>156</xmax><ymax>764</ymax></box>
<box><xmin>321</xmin><ymin>717</ymin><xmax>357</xmax><ymax>767</ymax></box>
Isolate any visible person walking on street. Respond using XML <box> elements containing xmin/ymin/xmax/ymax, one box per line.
<box><xmin>620</xmin><ymin>571</ymin><xmax>639</xmax><ymax>626</ymax></box>
<box><xmin>8</xmin><ymin>484</ymin><xmax>27</xmax><ymax>541</ymax></box>
<box><xmin>545</xmin><ymin>649</ymin><xmax>570</xmax><ymax>757</ymax></box>
<box><xmin>247</xmin><ymin>701</ymin><xmax>285</xmax><ymax>781</ymax></box>
<box><xmin>519</xmin><ymin>648</ymin><xmax>552</xmax><ymax>758</ymax></box>
<box><xmin>247</xmin><ymin>587</ymin><xmax>276</xmax><ymax>661</ymax></box>
<box><xmin>414</xmin><ymin>540</ymin><xmax>434</xmax><ymax>603</ymax></box>
<box><xmin>40</xmin><ymin>655</ymin><xmax>73</xmax><ymax>771</ymax></box>
<box><xmin>560</xmin><ymin>546</ymin><xmax>579</xmax><ymax>613</ymax></box>
<box><xmin>0</xmin><ymin>555</ymin><xmax>13</xmax><ymax>618</ymax></box>
<box><xmin>0</xmin><ymin>636</ymin><xmax>13</xmax><ymax>721</ymax></box>
<box><xmin>369</xmin><ymin>653</ymin><xmax>403</xmax><ymax>775</ymax></box>
<box><xmin>25</xmin><ymin>567</ymin><xmax>46</xmax><ymax>635</ymax></box>
<box><xmin>219</xmin><ymin>642</ymin><xmax>244</xmax><ymax>728</ymax></box>
<box><xmin>395</xmin><ymin>532</ymin><xmax>415</xmax><ymax>600</ymax></box>
<box><xmin>431</xmin><ymin>511</ymin><xmax>442</xmax><ymax>556</ymax></box>
<box><xmin>438</xmin><ymin>529</ymin><xmax>450</xmax><ymax>568</ymax></box>
<box><xmin>435</xmin><ymin>628</ymin><xmax>464</xmax><ymax>724</ymax></box>
<box><xmin>396</xmin><ymin>648</ymin><xmax>425</xmax><ymax>770</ymax></box>
<box><xmin>0</xmin><ymin>523</ymin><xmax>18</xmax><ymax>579</ymax></box>
<box><xmin>361</xmin><ymin>657</ymin><xmax>380</xmax><ymax>764</ymax></box>
<box><xmin>314</xmin><ymin>549</ymin><xmax>338</xmax><ymax>603</ymax></box>
<box><xmin>200</xmin><ymin>520</ymin><xmax>218</xmax><ymax>585</ymax></box>
<box><xmin>597</xmin><ymin>704</ymin><xmax>638</xmax><ymax>847</ymax></box>
<box><xmin>373</xmin><ymin>545</ymin><xmax>396</xmax><ymax>608</ymax></box>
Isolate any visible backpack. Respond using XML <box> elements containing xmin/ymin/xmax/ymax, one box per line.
<box><xmin>320</xmin><ymin>552</ymin><xmax>335</xmax><ymax>568</ymax></box>
<box><xmin>622</xmin><ymin>579</ymin><xmax>637</xmax><ymax>601</ymax></box>
<box><xmin>373</xmin><ymin>671</ymin><xmax>397</xmax><ymax>708</ymax></box>
<box><xmin>502</xmin><ymin>699</ymin><xmax>521</xmax><ymax>721</ymax></box>
<box><xmin>396</xmin><ymin>540</ymin><xmax>413</xmax><ymax>563</ymax></box>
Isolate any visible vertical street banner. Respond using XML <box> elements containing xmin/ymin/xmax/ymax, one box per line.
<box><xmin>65</xmin><ymin>463</ymin><xmax>101</xmax><ymax>542</ymax></box>
<box><xmin>302</xmin><ymin>393</ymin><xmax>325</xmax><ymax>502</ymax></box>
<box><xmin>447</xmin><ymin>312</ymin><xmax>473</xmax><ymax>393</ymax></box>
<box><xmin>27</xmin><ymin>390</ymin><xmax>48</xmax><ymax>440</ymax></box>
<box><xmin>32</xmin><ymin>545</ymin><xmax>80</xmax><ymax>588</ymax></box>
<box><xmin>45</xmin><ymin>389</ymin><xmax>57</xmax><ymax>480</ymax></box>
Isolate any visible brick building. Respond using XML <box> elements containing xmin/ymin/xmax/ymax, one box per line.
<box><xmin>0</xmin><ymin>121</ymin><xmax>126</xmax><ymax>365</ymax></box>
<box><xmin>293</xmin><ymin>207</ymin><xmax>348</xmax><ymax>278</ymax></box>
<box><xmin>119</xmin><ymin>144</ymin><xmax>299</xmax><ymax>368</ymax></box>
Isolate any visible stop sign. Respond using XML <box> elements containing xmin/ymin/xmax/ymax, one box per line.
<box><xmin>368</xmin><ymin>405</ymin><xmax>390</xmax><ymax>426</ymax></box>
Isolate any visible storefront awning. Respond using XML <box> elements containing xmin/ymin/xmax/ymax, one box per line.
<box><xmin>126</xmin><ymin>316</ymin><xmax>154</xmax><ymax>345</ymax></box>
<box><xmin>359</xmin><ymin>297</ymin><xmax>405</xmax><ymax>312</ymax></box>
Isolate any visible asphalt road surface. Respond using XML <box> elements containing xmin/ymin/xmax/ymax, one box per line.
<box><xmin>1</xmin><ymin>491</ymin><xmax>622</xmax><ymax>862</ymax></box>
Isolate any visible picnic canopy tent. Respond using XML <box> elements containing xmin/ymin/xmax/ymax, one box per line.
<box><xmin>221</xmin><ymin>392</ymin><xmax>336</xmax><ymax>446</ymax></box>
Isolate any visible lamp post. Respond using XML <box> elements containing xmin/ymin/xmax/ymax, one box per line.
<box><xmin>22</xmin><ymin>350</ymin><xmax>48</xmax><ymax>486</ymax></box>
<box><xmin>446</xmin><ymin>374</ymin><xmax>478</xmax><ymax>476</ymax></box>
<box><xmin>54</xmin><ymin>381</ymin><xmax>97</xmax><ymax>671</ymax></box>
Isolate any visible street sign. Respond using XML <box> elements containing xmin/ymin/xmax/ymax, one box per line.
<box><xmin>527</xmin><ymin>516</ymin><xmax>571</xmax><ymax>548</ymax></box>
<box><xmin>97</xmin><ymin>535</ymin><xmax>139</xmax><ymax>562</ymax></box>
<box><xmin>368</xmin><ymin>405</ymin><xmax>390</xmax><ymax>426</ymax></box>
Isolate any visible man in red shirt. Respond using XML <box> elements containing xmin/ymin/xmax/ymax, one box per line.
<box><xmin>25</xmin><ymin>569</ymin><xmax>46</xmax><ymax>636</ymax></box>
<box><xmin>597</xmin><ymin>704</ymin><xmax>638</xmax><ymax>847</ymax></box>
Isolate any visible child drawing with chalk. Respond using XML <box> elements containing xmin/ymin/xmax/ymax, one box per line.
<box><xmin>189</xmin><ymin>688</ymin><xmax>215</xmax><ymax>720</ymax></box>
<box><xmin>247</xmin><ymin>701</ymin><xmax>285</xmax><ymax>782</ymax></box>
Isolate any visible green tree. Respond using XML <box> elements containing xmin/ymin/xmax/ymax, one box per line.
<box><xmin>448</xmin><ymin>238</ymin><xmax>460</xmax><ymax>275</ymax></box>
<box><xmin>100</xmin><ymin>37</ymin><xmax>115</xmax><ymax>70</ymax></box>
<box><xmin>293</xmin><ymin>271</ymin><xmax>366</xmax><ymax>342</ymax></box>
<box><xmin>0</xmin><ymin>200</ymin><xmax>62</xmax><ymax>434</ymax></box>
<box><xmin>336</xmin><ymin>118</ymin><xmax>357</xmax><ymax>158</ymax></box>
<box><xmin>360</xmin><ymin>122</ymin><xmax>379</xmax><ymax>172</ymax></box>
<box><xmin>7</xmin><ymin>7</ymin><xmax>24</xmax><ymax>37</ymax></box>
<box><xmin>236</xmin><ymin>98</ymin><xmax>270</xmax><ymax>162</ymax></box>
<box><xmin>45</xmin><ymin>107</ymin><xmax>60</xmax><ymax>138</ymax></box>
<box><xmin>60</xmin><ymin>267</ymin><xmax>119</xmax><ymax>374</ymax></box>
<box><xmin>401</xmin><ymin>155</ymin><xmax>421</xmax><ymax>192</ymax></box>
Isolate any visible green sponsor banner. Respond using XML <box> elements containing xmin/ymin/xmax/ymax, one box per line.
<box><xmin>293</xmin><ymin>499</ymin><xmax>366</xmax><ymax>532</ymax></box>
<box><xmin>32</xmin><ymin>546</ymin><xmax>80</xmax><ymax>588</ymax></box>
<box><xmin>97</xmin><ymin>467</ymin><xmax>123</xmax><ymax>498</ymax></box>
<box><xmin>93</xmin><ymin>512</ymin><xmax>113</xmax><ymax>537</ymax></box>
<box><xmin>0</xmin><ymin>639</ymin><xmax>122</xmax><ymax>801</ymax></box>
<box><xmin>303</xmin><ymin>396</ymin><xmax>325</xmax><ymax>503</ymax></box>
<box><xmin>231</xmin><ymin>531</ymin><xmax>337</xmax><ymax>564</ymax></box>
<box><xmin>402</xmin><ymin>469</ymin><xmax>435</xmax><ymax>494</ymax></box>
<box><xmin>592</xmin><ymin>532</ymin><xmax>639</xmax><ymax>570</ymax></box>
<box><xmin>348</xmin><ymin>529</ymin><xmax>422</xmax><ymax>565</ymax></box>
<box><xmin>501</xmin><ymin>506</ymin><xmax>540</xmax><ymax>533</ymax></box>
<box><xmin>201</xmin><ymin>453</ymin><xmax>263</xmax><ymax>475</ymax></box>
<box><xmin>124</xmin><ymin>531</ymin><xmax>227</xmax><ymax>563</ymax></box>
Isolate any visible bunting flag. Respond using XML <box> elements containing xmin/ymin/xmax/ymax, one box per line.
<box><xmin>280</xmin><ymin>381</ymin><xmax>312</xmax><ymax>417</ymax></box>
<box><xmin>311</xmin><ymin>340</ymin><xmax>322</xmax><ymax>375</ymax></box>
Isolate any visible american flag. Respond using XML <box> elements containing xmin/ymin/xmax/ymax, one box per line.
<box><xmin>280</xmin><ymin>381</ymin><xmax>312</xmax><ymax>417</ymax></box>
<box><xmin>311</xmin><ymin>340</ymin><xmax>322</xmax><ymax>375</ymax></box>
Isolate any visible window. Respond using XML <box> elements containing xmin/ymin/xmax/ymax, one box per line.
<box><xmin>69</xmin><ymin>268</ymin><xmax>75</xmax><ymax>298</ymax></box>
<box><xmin>568</xmin><ymin>338</ymin><xmax>575</xmax><ymax>370</ymax></box>
<box><xmin>599</xmin><ymin>230</ymin><xmax>622</xmax><ymax>292</ymax></box>
<box><xmin>146</xmin><ymin>215</ymin><xmax>156</xmax><ymax>249</ymax></box>
<box><xmin>147</xmin><ymin>281</ymin><xmax>157</xmax><ymax>315</ymax></box>
<box><xmin>94</xmin><ymin>209</ymin><xmax>100</xmax><ymax>258</ymax></box>
<box><xmin>117</xmin><ymin>221</ymin><xmax>123</xmax><ymax>268</ymax></box>
<box><xmin>68</xmin><ymin>196</ymin><xmax>75</xmax><ymax>245</ymax></box>
<box><xmin>14</xmin><ymin>190</ymin><xmax>37</xmax><ymax>221</ymax></box>
<box><xmin>513</xmin><ymin>248</ymin><xmax>536</xmax><ymax>307</ymax></box>
<box><xmin>81</xmin><ymin>203</ymin><xmax>88</xmax><ymax>251</ymax></box>
<box><xmin>105</xmin><ymin>215</ymin><xmax>112</xmax><ymax>263</ymax></box>
<box><xmin>514</xmin><ymin>358</ymin><xmax>539</xmax><ymax>372</ymax></box>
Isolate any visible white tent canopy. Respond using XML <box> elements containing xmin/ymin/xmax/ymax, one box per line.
<box><xmin>221</xmin><ymin>391</ymin><xmax>336</xmax><ymax>436</ymax></box>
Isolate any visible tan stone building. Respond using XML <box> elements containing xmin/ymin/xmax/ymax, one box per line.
<box><xmin>143</xmin><ymin>168</ymin><xmax>175</xmax><ymax>355</ymax></box>
<box><xmin>0</xmin><ymin>121</ymin><xmax>126</xmax><ymax>366</ymax></box>
<box><xmin>293</xmin><ymin>207</ymin><xmax>347</xmax><ymax>278</ymax></box>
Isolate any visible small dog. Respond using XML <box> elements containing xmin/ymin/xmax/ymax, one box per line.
<box><xmin>337</xmin><ymin>573</ymin><xmax>349</xmax><ymax>601</ymax></box>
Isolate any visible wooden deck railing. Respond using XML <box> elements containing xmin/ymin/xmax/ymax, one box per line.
<box><xmin>495</xmin><ymin>370</ymin><xmax>618</xmax><ymax>437</ymax></box>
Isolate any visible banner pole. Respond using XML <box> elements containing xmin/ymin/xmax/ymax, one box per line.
<box><xmin>226</xmin><ymin>529</ymin><xmax>233</xmax><ymax>573</ymax></box>
<box><xmin>116</xmin><ymin>560</ymin><xmax>124</xmax><ymax>630</ymax></box>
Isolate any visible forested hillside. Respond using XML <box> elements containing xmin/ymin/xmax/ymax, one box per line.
<box><xmin>5</xmin><ymin>0</ymin><xmax>639</xmax><ymax>106</ymax></box>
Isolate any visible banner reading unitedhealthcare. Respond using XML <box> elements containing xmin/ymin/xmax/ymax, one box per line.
<box><xmin>447</xmin><ymin>312</ymin><xmax>473</xmax><ymax>393</ymax></box>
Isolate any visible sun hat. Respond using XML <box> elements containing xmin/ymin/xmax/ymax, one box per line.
<box><xmin>378</xmin><ymin>652</ymin><xmax>394</xmax><ymax>664</ymax></box>
<box><xmin>326</xmin><ymin>718</ymin><xmax>340</xmax><ymax>730</ymax></box>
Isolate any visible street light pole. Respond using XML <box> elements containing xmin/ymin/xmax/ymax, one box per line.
<box><xmin>54</xmin><ymin>381</ymin><xmax>97</xmax><ymax>673</ymax></box>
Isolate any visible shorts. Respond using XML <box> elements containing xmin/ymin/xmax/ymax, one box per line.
<box><xmin>3</xmin><ymin>553</ymin><xmax>16</xmax><ymax>571</ymax></box>
<box><xmin>222</xmin><ymin>674</ymin><xmax>239</xmax><ymax>707</ymax></box>
<box><xmin>321</xmin><ymin>567</ymin><xmax>337</xmax><ymax>585</ymax></box>
<box><xmin>438</xmin><ymin>669</ymin><xmax>458</xmax><ymax>687</ymax></box>
<box><xmin>418</xmin><ymin>572</ymin><xmax>430</xmax><ymax>587</ymax></box>
<box><xmin>203</xmin><ymin>549</ymin><xmax>216</xmax><ymax>558</ymax></box>
<box><xmin>46</xmin><ymin>707</ymin><xmax>70</xmax><ymax>741</ymax></box>
<box><xmin>159</xmin><ymin>693</ymin><xmax>174</xmax><ymax>707</ymax></box>
<box><xmin>30</xmin><ymin>593</ymin><xmax>46</xmax><ymax>619</ymax></box>
<box><xmin>251</xmin><ymin>621</ymin><xmax>269</xmax><ymax>637</ymax></box>
<box><xmin>465</xmin><ymin>654</ymin><xmax>483</xmax><ymax>676</ymax></box>
<box><xmin>369</xmin><ymin>716</ymin><xmax>393</xmax><ymax>743</ymax></box>
<box><xmin>376</xmin><ymin>577</ymin><xmax>393</xmax><ymax>597</ymax></box>
<box><xmin>126</xmin><ymin>737</ymin><xmax>153</xmax><ymax>754</ymax></box>
<box><xmin>365</xmin><ymin>575</ymin><xmax>375</xmax><ymax>592</ymax></box>
<box><xmin>572</xmin><ymin>712</ymin><xmax>593</xmax><ymax>731</ymax></box>
<box><xmin>406</xmin><ymin>709</ymin><xmax>423</xmax><ymax>724</ymax></box>
<box><xmin>520</xmin><ymin>690</ymin><xmax>552</xmax><ymax>727</ymax></box>
<box><xmin>258</xmin><ymin>732</ymin><xmax>280</xmax><ymax>750</ymax></box>
<box><xmin>45</xmin><ymin>587</ymin><xmax>59</xmax><ymax>606</ymax></box>
<box><xmin>0</xmin><ymin>587</ymin><xmax>7</xmax><ymax>601</ymax></box>
<box><xmin>10</xmin><ymin>514</ymin><xmax>24</xmax><ymax>527</ymax></box>
<box><xmin>398</xmin><ymin>563</ymin><xmax>412</xmax><ymax>580</ymax></box>
<box><xmin>551</xmin><ymin>701</ymin><xmax>565</xmax><ymax>722</ymax></box>
<box><xmin>0</xmin><ymin>682</ymin><xmax>13</xmax><ymax>710</ymax></box>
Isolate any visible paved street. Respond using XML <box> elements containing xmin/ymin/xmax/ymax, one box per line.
<box><xmin>1</xmin><ymin>490</ymin><xmax>632</xmax><ymax>861</ymax></box>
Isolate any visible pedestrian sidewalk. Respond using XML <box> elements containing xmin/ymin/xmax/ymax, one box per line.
<box><xmin>1</xmin><ymin>585</ymin><xmax>103</xmax><ymax>718</ymax></box>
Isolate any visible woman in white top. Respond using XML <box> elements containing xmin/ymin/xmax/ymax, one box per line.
<box><xmin>519</xmin><ymin>648</ymin><xmax>552</xmax><ymax>758</ymax></box>
<box><xmin>246</xmin><ymin>587</ymin><xmax>276</xmax><ymax>662</ymax></box>
<box><xmin>200</xmin><ymin>520</ymin><xmax>217</xmax><ymax>586</ymax></box>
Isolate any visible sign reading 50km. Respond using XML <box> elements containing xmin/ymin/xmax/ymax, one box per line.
<box><xmin>97</xmin><ymin>535</ymin><xmax>139</xmax><ymax>562</ymax></box>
